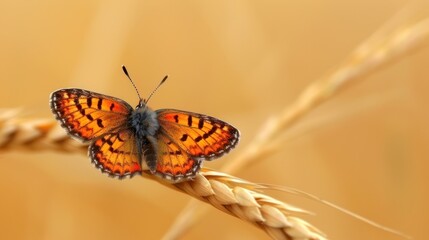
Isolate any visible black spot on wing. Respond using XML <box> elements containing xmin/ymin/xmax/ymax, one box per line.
<box><xmin>97</xmin><ymin>98</ymin><xmax>103</xmax><ymax>110</ymax></box>
<box><xmin>168</xmin><ymin>150</ymin><xmax>182</xmax><ymax>155</ymax></box>
<box><xmin>198</xmin><ymin>118</ymin><xmax>204</xmax><ymax>129</ymax></box>
<box><xmin>208</xmin><ymin>126</ymin><xmax>217</xmax><ymax>136</ymax></box>
<box><xmin>97</xmin><ymin>119</ymin><xmax>104</xmax><ymax>128</ymax></box>
<box><xmin>187</xmin><ymin>115</ymin><xmax>192</xmax><ymax>127</ymax></box>
<box><xmin>87</xmin><ymin>97</ymin><xmax>92</xmax><ymax>108</ymax></box>
<box><xmin>106</xmin><ymin>138</ymin><xmax>114</xmax><ymax>145</ymax></box>
<box><xmin>180</xmin><ymin>134</ymin><xmax>188</xmax><ymax>141</ymax></box>
<box><xmin>117</xmin><ymin>133</ymin><xmax>125</xmax><ymax>142</ymax></box>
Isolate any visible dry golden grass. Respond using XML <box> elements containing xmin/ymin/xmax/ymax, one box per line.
<box><xmin>3</xmin><ymin>13</ymin><xmax>428</xmax><ymax>237</ymax></box>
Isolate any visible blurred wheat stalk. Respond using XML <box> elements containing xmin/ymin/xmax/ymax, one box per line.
<box><xmin>162</xmin><ymin>12</ymin><xmax>429</xmax><ymax>240</ymax></box>
<box><xmin>1</xmin><ymin>12</ymin><xmax>428</xmax><ymax>240</ymax></box>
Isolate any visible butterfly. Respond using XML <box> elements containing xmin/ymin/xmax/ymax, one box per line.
<box><xmin>50</xmin><ymin>66</ymin><xmax>239</xmax><ymax>182</ymax></box>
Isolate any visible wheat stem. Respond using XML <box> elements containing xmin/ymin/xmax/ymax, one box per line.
<box><xmin>226</xmin><ymin>16</ymin><xmax>429</xmax><ymax>173</ymax></box>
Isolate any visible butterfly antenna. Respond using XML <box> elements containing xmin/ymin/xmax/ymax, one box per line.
<box><xmin>145</xmin><ymin>75</ymin><xmax>168</xmax><ymax>104</ymax></box>
<box><xmin>122</xmin><ymin>65</ymin><xmax>143</xmax><ymax>103</ymax></box>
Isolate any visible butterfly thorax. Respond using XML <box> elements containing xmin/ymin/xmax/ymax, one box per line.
<box><xmin>128</xmin><ymin>105</ymin><xmax>160</xmax><ymax>173</ymax></box>
<box><xmin>129</xmin><ymin>105</ymin><xmax>159</xmax><ymax>136</ymax></box>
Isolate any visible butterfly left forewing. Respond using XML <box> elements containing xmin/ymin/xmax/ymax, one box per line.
<box><xmin>154</xmin><ymin>109</ymin><xmax>239</xmax><ymax>181</ymax></box>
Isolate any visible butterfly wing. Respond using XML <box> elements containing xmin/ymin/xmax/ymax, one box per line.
<box><xmin>50</xmin><ymin>88</ymin><xmax>133</xmax><ymax>142</ymax></box>
<box><xmin>89</xmin><ymin>130</ymin><xmax>142</xmax><ymax>178</ymax></box>
<box><xmin>154</xmin><ymin>133</ymin><xmax>201</xmax><ymax>181</ymax></box>
<box><xmin>154</xmin><ymin>109</ymin><xmax>240</xmax><ymax>181</ymax></box>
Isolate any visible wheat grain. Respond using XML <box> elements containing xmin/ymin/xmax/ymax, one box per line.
<box><xmin>0</xmin><ymin>110</ymin><xmax>87</xmax><ymax>153</ymax></box>
<box><xmin>145</xmin><ymin>169</ymin><xmax>326</xmax><ymax>240</ymax></box>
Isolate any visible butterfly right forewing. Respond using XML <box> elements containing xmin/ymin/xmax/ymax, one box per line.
<box><xmin>50</xmin><ymin>88</ymin><xmax>133</xmax><ymax>142</ymax></box>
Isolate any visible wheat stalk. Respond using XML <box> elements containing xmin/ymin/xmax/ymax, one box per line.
<box><xmin>146</xmin><ymin>169</ymin><xmax>326</xmax><ymax>240</ymax></box>
<box><xmin>0</xmin><ymin>110</ymin><xmax>87</xmax><ymax>153</ymax></box>
<box><xmin>163</xmin><ymin>14</ymin><xmax>429</xmax><ymax>239</ymax></box>
<box><xmin>0</xmin><ymin>111</ymin><xmax>326</xmax><ymax>240</ymax></box>
<box><xmin>225</xmin><ymin>13</ymin><xmax>429</xmax><ymax>174</ymax></box>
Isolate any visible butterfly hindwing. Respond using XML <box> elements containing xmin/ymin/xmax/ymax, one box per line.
<box><xmin>155</xmin><ymin>132</ymin><xmax>201</xmax><ymax>181</ymax></box>
<box><xmin>89</xmin><ymin>130</ymin><xmax>142</xmax><ymax>178</ymax></box>
<box><xmin>50</xmin><ymin>88</ymin><xmax>133</xmax><ymax>142</ymax></box>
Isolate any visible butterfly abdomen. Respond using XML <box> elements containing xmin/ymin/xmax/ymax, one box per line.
<box><xmin>128</xmin><ymin>106</ymin><xmax>160</xmax><ymax>173</ymax></box>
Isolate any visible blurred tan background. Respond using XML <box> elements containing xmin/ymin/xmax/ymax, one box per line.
<box><xmin>0</xmin><ymin>0</ymin><xmax>428</xmax><ymax>239</ymax></box>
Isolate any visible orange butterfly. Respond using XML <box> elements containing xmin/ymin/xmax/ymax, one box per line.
<box><xmin>50</xmin><ymin>66</ymin><xmax>239</xmax><ymax>182</ymax></box>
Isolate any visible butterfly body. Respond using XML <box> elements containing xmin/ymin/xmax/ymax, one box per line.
<box><xmin>50</xmin><ymin>87</ymin><xmax>239</xmax><ymax>182</ymax></box>
<box><xmin>127</xmin><ymin>102</ymin><xmax>159</xmax><ymax>173</ymax></box>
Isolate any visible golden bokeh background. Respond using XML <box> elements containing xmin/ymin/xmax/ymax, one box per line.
<box><xmin>1</xmin><ymin>1</ymin><xmax>428</xmax><ymax>239</ymax></box>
